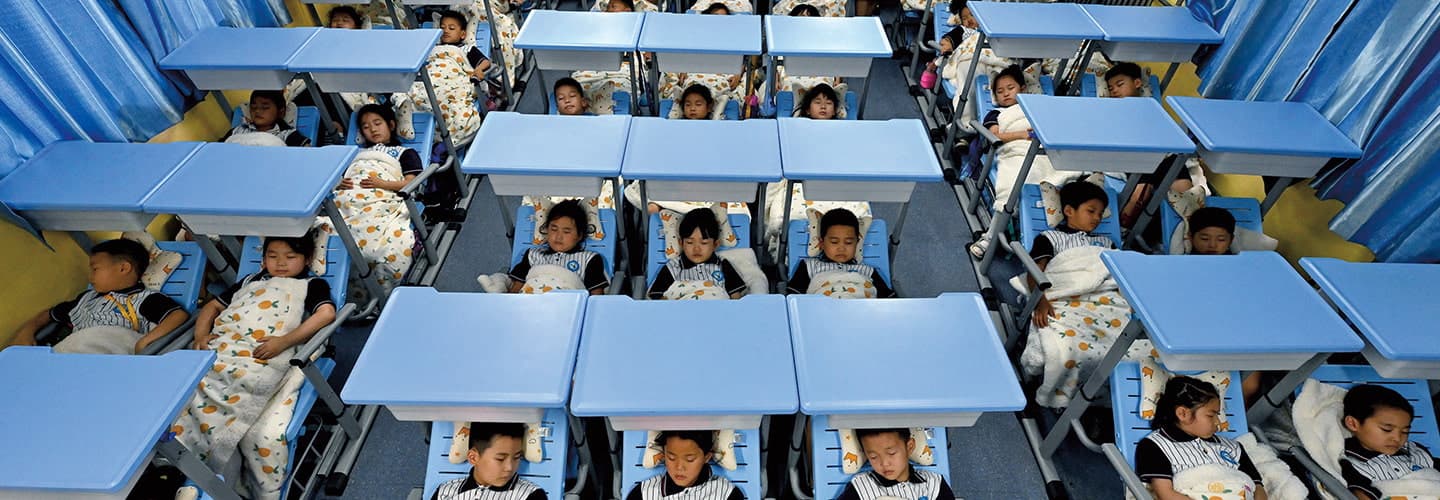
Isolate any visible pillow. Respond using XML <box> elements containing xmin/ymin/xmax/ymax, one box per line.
<box><xmin>448</xmin><ymin>422</ymin><xmax>547</xmax><ymax>464</ymax></box>
<box><xmin>641</xmin><ymin>430</ymin><xmax>739</xmax><ymax>471</ymax></box>
<box><xmin>838</xmin><ymin>427</ymin><xmax>936</xmax><ymax>474</ymax></box>
<box><xmin>1038</xmin><ymin>173</ymin><xmax>1113</xmax><ymax>228</ymax></box>
<box><xmin>787</xmin><ymin>82</ymin><xmax>850</xmax><ymax>119</ymax></box>
<box><xmin>659</xmin><ymin>203</ymin><xmax>739</xmax><ymax>260</ymax></box>
<box><xmin>1166</xmin><ymin>185</ymin><xmax>1207</xmax><ymax>255</ymax></box>
<box><xmin>528</xmin><ymin>196</ymin><xmax>605</xmax><ymax>245</ymax></box>
<box><xmin>805</xmin><ymin>208</ymin><xmax>872</xmax><ymax>260</ymax></box>
<box><xmin>1138</xmin><ymin>355</ymin><xmax>1234</xmax><ymax>432</ymax></box>
<box><xmin>305</xmin><ymin>220</ymin><xmax>335</xmax><ymax>275</ymax></box>
<box><xmin>121</xmin><ymin>231</ymin><xmax>181</xmax><ymax>291</ymax></box>
<box><xmin>717</xmin><ymin>247</ymin><xmax>767</xmax><ymax>296</ymax></box>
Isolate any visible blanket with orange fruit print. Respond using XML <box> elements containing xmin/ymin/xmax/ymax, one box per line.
<box><xmin>319</xmin><ymin>150</ymin><xmax>415</xmax><ymax>294</ymax></box>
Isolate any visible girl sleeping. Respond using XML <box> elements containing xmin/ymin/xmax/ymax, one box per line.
<box><xmin>319</xmin><ymin>104</ymin><xmax>419</xmax><ymax>294</ymax></box>
<box><xmin>984</xmin><ymin>64</ymin><xmax>1080</xmax><ymax>211</ymax></box>
<box><xmin>506</xmin><ymin>199</ymin><xmax>610</xmax><ymax>295</ymax></box>
<box><xmin>647</xmin><ymin>208</ymin><xmax>747</xmax><ymax>300</ymax></box>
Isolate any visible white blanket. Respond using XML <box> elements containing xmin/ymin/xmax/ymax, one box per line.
<box><xmin>991</xmin><ymin>105</ymin><xmax>1079</xmax><ymax>210</ymax></box>
<box><xmin>1376</xmin><ymin>468</ymin><xmax>1440</xmax><ymax>498</ymax></box>
<box><xmin>1172</xmin><ymin>463</ymin><xmax>1259</xmax><ymax>500</ymax></box>
<box><xmin>52</xmin><ymin>326</ymin><xmax>140</xmax><ymax>355</ymax></box>
<box><xmin>477</xmin><ymin>264</ymin><xmax>585</xmax><ymax>294</ymax></box>
<box><xmin>224</xmin><ymin>132</ymin><xmax>287</xmax><ymax>147</ymax></box>
<box><xmin>806</xmin><ymin>269</ymin><xmax>877</xmax><ymax>299</ymax></box>
<box><xmin>1294</xmin><ymin>379</ymin><xmax>1350</xmax><ymax>483</ymax></box>
<box><xmin>408</xmin><ymin>45</ymin><xmax>481</xmax><ymax>145</ymax></box>
<box><xmin>1239</xmin><ymin>433</ymin><xmax>1309</xmax><ymax>500</ymax></box>
<box><xmin>319</xmin><ymin>150</ymin><xmax>415</xmax><ymax>293</ymax></box>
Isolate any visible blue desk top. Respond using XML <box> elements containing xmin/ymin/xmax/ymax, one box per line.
<box><xmin>787</xmin><ymin>293</ymin><xmax>1025</xmax><ymax>415</ymax></box>
<box><xmin>144</xmin><ymin>144</ymin><xmax>358</xmax><ymax>217</ymax></box>
<box><xmin>0</xmin><ymin>141</ymin><xmax>203</xmax><ymax>212</ymax></box>
<box><xmin>778</xmin><ymin>118</ymin><xmax>943</xmax><ymax>182</ymax></box>
<box><xmin>570</xmin><ymin>296</ymin><xmax>798</xmax><ymax>416</ymax></box>
<box><xmin>1017</xmin><ymin>95</ymin><xmax>1194</xmax><ymax>153</ymax></box>
<box><xmin>621</xmin><ymin>118</ymin><xmax>781</xmax><ymax>182</ymax></box>
<box><xmin>1166</xmin><ymin>97</ymin><xmax>1362</xmax><ymax>158</ymax></box>
<box><xmin>968</xmin><ymin>2</ymin><xmax>1103</xmax><ymax>40</ymax></box>
<box><xmin>638</xmin><ymin>13</ymin><xmax>761</xmax><ymax>55</ymax></box>
<box><xmin>515</xmin><ymin>11</ymin><xmax>644</xmax><ymax>52</ymax></box>
<box><xmin>763</xmin><ymin>16</ymin><xmax>892</xmax><ymax>58</ymax></box>
<box><xmin>289</xmin><ymin>28</ymin><xmax>439</xmax><ymax>74</ymax></box>
<box><xmin>1300</xmin><ymin>258</ymin><xmax>1440</xmax><ymax>362</ymax></box>
<box><xmin>159</xmin><ymin>27</ymin><xmax>319</xmax><ymax>71</ymax></box>
<box><xmin>341</xmin><ymin>288</ymin><xmax>587</xmax><ymax>407</ymax></box>
<box><xmin>1081</xmin><ymin>5</ymin><xmax>1221</xmax><ymax>44</ymax></box>
<box><xmin>461</xmin><ymin>113</ymin><xmax>629</xmax><ymax>177</ymax></box>
<box><xmin>0</xmin><ymin>347</ymin><xmax>214</xmax><ymax>493</ymax></box>
<box><xmin>1102</xmin><ymin>251</ymin><xmax>1362</xmax><ymax>355</ymax></box>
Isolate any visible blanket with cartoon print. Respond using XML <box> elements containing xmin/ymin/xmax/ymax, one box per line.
<box><xmin>318</xmin><ymin>150</ymin><xmax>415</xmax><ymax>293</ymax></box>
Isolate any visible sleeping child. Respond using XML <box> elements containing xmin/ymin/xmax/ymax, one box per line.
<box><xmin>626</xmin><ymin>431</ymin><xmax>744</xmax><ymax>500</ymax></box>
<box><xmin>648</xmin><ymin>208</ymin><xmax>746</xmax><ymax>300</ymax></box>
<box><xmin>220</xmin><ymin>90</ymin><xmax>310</xmax><ymax>147</ymax></box>
<box><xmin>1135</xmin><ymin>376</ymin><xmax>1268</xmax><ymax>500</ymax></box>
<box><xmin>434</xmin><ymin>423</ymin><xmax>548</xmax><ymax>500</ymax></box>
<box><xmin>984</xmin><ymin>64</ymin><xmax>1079</xmax><ymax>211</ymax></box>
<box><xmin>837</xmin><ymin>428</ymin><xmax>956</xmax><ymax>500</ymax></box>
<box><xmin>1340</xmin><ymin>384</ymin><xmax>1440</xmax><ymax>499</ymax></box>
<box><xmin>678</xmin><ymin>84</ymin><xmax>719</xmax><ymax>120</ymax></box>
<box><xmin>465</xmin><ymin>0</ymin><xmax>525</xmax><ymax>85</ymax></box>
<box><xmin>940</xmin><ymin>2</ymin><xmax>1014</xmax><ymax>134</ymax></box>
<box><xmin>508</xmin><ymin>199</ymin><xmax>609</xmax><ymax>295</ymax></box>
<box><xmin>1186</xmin><ymin>207</ymin><xmax>1235</xmax><ymax>256</ymax></box>
<box><xmin>319</xmin><ymin>103</ymin><xmax>419</xmax><ymax>293</ymax></box>
<box><xmin>796</xmin><ymin>83</ymin><xmax>840</xmax><ymax>119</ymax></box>
<box><xmin>1102</xmin><ymin>62</ymin><xmax>1208</xmax><ymax>227</ymax></box>
<box><xmin>403</xmin><ymin>9</ymin><xmax>483</xmax><ymax>145</ymax></box>
<box><xmin>555</xmin><ymin>77</ymin><xmax>593</xmax><ymax>116</ymax></box>
<box><xmin>786</xmin><ymin>208</ymin><xmax>895</xmax><ymax>299</ymax></box>
<box><xmin>174</xmin><ymin>233</ymin><xmax>337</xmax><ymax>500</ymax></box>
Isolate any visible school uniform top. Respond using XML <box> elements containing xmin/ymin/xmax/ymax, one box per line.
<box><xmin>219</xmin><ymin>121</ymin><xmax>311</xmax><ymax>147</ymax></box>
<box><xmin>624</xmin><ymin>465</ymin><xmax>744</xmax><ymax>500</ymax></box>
<box><xmin>1134</xmin><ymin>424</ymin><xmax>1262</xmax><ymax>485</ymax></box>
<box><xmin>365</xmin><ymin>143</ymin><xmax>424</xmax><ymax>177</ymax></box>
<box><xmin>509</xmin><ymin>246</ymin><xmax>610</xmax><ymax>292</ymax></box>
<box><xmin>1340</xmin><ymin>437</ymin><xmax>1438</xmax><ymax>499</ymax></box>
<box><xmin>50</xmin><ymin>284</ymin><xmax>183</xmax><ymax>334</ymax></box>
<box><xmin>836</xmin><ymin>465</ymin><xmax>955</xmax><ymax>500</ymax></box>
<box><xmin>432</xmin><ymin>469</ymin><xmax>547</xmax><ymax>500</ymax></box>
<box><xmin>647</xmin><ymin>255</ymin><xmax>747</xmax><ymax>299</ymax></box>
<box><xmin>1029</xmin><ymin>223</ymin><xmax>1116</xmax><ymax>262</ymax></box>
<box><xmin>786</xmin><ymin>256</ymin><xmax>895</xmax><ymax>298</ymax></box>
<box><xmin>216</xmin><ymin>272</ymin><xmax>334</xmax><ymax>315</ymax></box>
<box><xmin>982</xmin><ymin>107</ymin><xmax>1008</xmax><ymax>130</ymax></box>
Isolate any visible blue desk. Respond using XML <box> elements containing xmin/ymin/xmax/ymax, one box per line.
<box><xmin>570</xmin><ymin>295</ymin><xmax>797</xmax><ymax>430</ymax></box>
<box><xmin>0</xmin><ymin>141</ymin><xmax>202</xmax><ymax>232</ymax></box>
<box><xmin>1166</xmin><ymin>96</ymin><xmax>1361</xmax><ymax>178</ymax></box>
<box><xmin>777</xmin><ymin>118</ymin><xmax>942</xmax><ymax>202</ymax></box>
<box><xmin>764</xmin><ymin>16</ymin><xmax>890</xmax><ymax>78</ymax></box>
<box><xmin>638</xmin><ymin>12</ymin><xmax>760</xmax><ymax>74</ymax></box>
<box><xmin>159</xmin><ymin>27</ymin><xmax>320</xmax><ymax>90</ymax></box>
<box><xmin>341</xmin><ymin>288</ymin><xmax>586</xmax><ymax>421</ymax></box>
<box><xmin>1081</xmin><ymin>5</ymin><xmax>1220</xmax><ymax>62</ymax></box>
<box><xmin>788</xmin><ymin>293</ymin><xmax>1025</xmax><ymax>427</ymax></box>
<box><xmin>144</xmin><ymin>144</ymin><xmax>359</xmax><ymax>237</ymax></box>
<box><xmin>0</xmin><ymin>347</ymin><xmax>214</xmax><ymax>498</ymax></box>
<box><xmin>515</xmin><ymin>11</ymin><xmax>644</xmax><ymax>71</ymax></box>
<box><xmin>622</xmin><ymin>117</ymin><xmax>781</xmax><ymax>201</ymax></box>
<box><xmin>1301</xmin><ymin>258</ymin><xmax>1440</xmax><ymax>379</ymax></box>
<box><xmin>1018</xmin><ymin>95</ymin><xmax>1193</xmax><ymax>174</ymax></box>
<box><xmin>289</xmin><ymin>28</ymin><xmax>440</xmax><ymax>93</ymax></box>
<box><xmin>968</xmin><ymin>2</ymin><xmax>1102</xmax><ymax>59</ymax></box>
<box><xmin>461</xmin><ymin>112</ymin><xmax>629</xmax><ymax>197</ymax></box>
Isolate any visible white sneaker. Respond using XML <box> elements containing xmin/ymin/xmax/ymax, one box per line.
<box><xmin>968</xmin><ymin>238</ymin><xmax>990</xmax><ymax>259</ymax></box>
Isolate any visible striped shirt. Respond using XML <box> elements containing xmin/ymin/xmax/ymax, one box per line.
<box><xmin>432</xmin><ymin>470</ymin><xmax>546</xmax><ymax>500</ymax></box>
<box><xmin>1341</xmin><ymin>438</ymin><xmax>1437</xmax><ymax>499</ymax></box>
<box><xmin>647</xmin><ymin>256</ymin><xmax>746</xmax><ymax>299</ymax></box>
<box><xmin>1028</xmin><ymin>224</ymin><xmax>1115</xmax><ymax>262</ymax></box>
<box><xmin>785</xmin><ymin>257</ymin><xmax>895</xmax><ymax>298</ymax></box>
<box><xmin>836</xmin><ymin>466</ymin><xmax>954</xmax><ymax>500</ymax></box>
<box><xmin>624</xmin><ymin>466</ymin><xmax>743</xmax><ymax>500</ymax></box>
<box><xmin>50</xmin><ymin>284</ymin><xmax>182</xmax><ymax>334</ymax></box>
<box><xmin>509</xmin><ymin>247</ymin><xmax>610</xmax><ymax>292</ymax></box>
<box><xmin>1135</xmin><ymin>425</ymin><xmax>1261</xmax><ymax>484</ymax></box>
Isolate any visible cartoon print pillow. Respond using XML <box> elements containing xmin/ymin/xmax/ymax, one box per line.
<box><xmin>838</xmin><ymin>427</ymin><xmax>935</xmax><ymax>474</ymax></box>
<box><xmin>805</xmin><ymin>208</ymin><xmax>872</xmax><ymax>259</ymax></box>
<box><xmin>1138</xmin><ymin>355</ymin><xmax>1233</xmax><ymax>431</ymax></box>
<box><xmin>121</xmin><ymin>231</ymin><xmax>182</xmax><ymax>291</ymax></box>
<box><xmin>642</xmin><ymin>429</ymin><xmax>739</xmax><ymax>471</ymax></box>
<box><xmin>529</xmin><ymin>196</ymin><xmax>605</xmax><ymax>245</ymax></box>
<box><xmin>659</xmin><ymin>203</ymin><xmax>740</xmax><ymax>261</ymax></box>
<box><xmin>1038</xmin><ymin>172</ymin><xmax>1112</xmax><ymax>228</ymax></box>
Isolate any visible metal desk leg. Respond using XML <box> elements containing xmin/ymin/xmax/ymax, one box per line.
<box><xmin>778</xmin><ymin>181</ymin><xmax>796</xmax><ymax>281</ymax></box>
<box><xmin>323</xmin><ymin>198</ymin><xmax>387</xmax><ymax>303</ymax></box>
<box><xmin>978</xmin><ymin>140</ymin><xmax>1040</xmax><ymax>274</ymax></box>
<box><xmin>300</xmin><ymin>74</ymin><xmax>344</xmax><ymax>140</ymax></box>
<box><xmin>856</xmin><ymin>62</ymin><xmax>874</xmax><ymax>120</ymax></box>
<box><xmin>156</xmin><ymin>438</ymin><xmax>244</xmax><ymax>500</ymax></box>
<box><xmin>1260</xmin><ymin>177</ymin><xmax>1296</xmax><ymax>217</ymax></box>
<box><xmin>1158</xmin><ymin>62</ymin><xmax>1181</xmax><ymax>95</ymax></box>
<box><xmin>193</xmin><ymin>232</ymin><xmax>236</xmax><ymax>284</ymax></box>
<box><xmin>1039</xmin><ymin>320</ymin><xmax>1143</xmax><ymax>457</ymax></box>
<box><xmin>1247</xmin><ymin>352</ymin><xmax>1328</xmax><ymax>424</ymax></box>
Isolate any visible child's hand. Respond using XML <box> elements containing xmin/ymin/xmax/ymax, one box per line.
<box><xmin>359</xmin><ymin>177</ymin><xmax>380</xmax><ymax>189</ymax></box>
<box><xmin>338</xmin><ymin>178</ymin><xmax>355</xmax><ymax>190</ymax></box>
<box><xmin>1032</xmin><ymin>299</ymin><xmax>1056</xmax><ymax>328</ymax></box>
<box><xmin>192</xmin><ymin>333</ymin><xmax>218</xmax><ymax>350</ymax></box>
<box><xmin>253</xmin><ymin>335</ymin><xmax>296</xmax><ymax>360</ymax></box>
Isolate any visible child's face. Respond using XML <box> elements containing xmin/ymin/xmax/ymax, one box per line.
<box><xmin>263</xmin><ymin>241</ymin><xmax>308</xmax><ymax>278</ymax></box>
<box><xmin>681</xmin><ymin>227</ymin><xmax>718</xmax><ymax>265</ymax></box>
<box><xmin>546</xmin><ymin>215</ymin><xmax>582</xmax><ymax>253</ymax></box>
<box><xmin>1345</xmin><ymin>407</ymin><xmax>1413</xmax><ymax>456</ymax></box>
<box><xmin>1062</xmin><ymin>199</ymin><xmax>1105</xmax><ymax>233</ymax></box>
<box><xmin>938</xmin><ymin>37</ymin><xmax>954</xmax><ymax>54</ymax></box>
<box><xmin>959</xmin><ymin>7</ymin><xmax>977</xmax><ymax>29</ymax></box>
<box><xmin>807</xmin><ymin>93</ymin><xmax>836</xmax><ymax>120</ymax></box>
<box><xmin>1106</xmin><ymin>75</ymin><xmax>1143</xmax><ymax>98</ymax></box>
<box><xmin>88</xmin><ymin>253</ymin><xmax>135</xmax><ymax>293</ymax></box>
<box><xmin>859</xmin><ymin>433</ymin><xmax>915</xmax><ymax>482</ymax></box>
<box><xmin>820</xmin><ymin>225</ymin><xmax>858</xmax><ymax>263</ymax></box>
<box><xmin>359</xmin><ymin>112</ymin><xmax>395</xmax><ymax>146</ymax></box>
<box><xmin>439</xmin><ymin>18</ymin><xmax>466</xmax><ymax>44</ymax></box>
<box><xmin>662</xmin><ymin>436</ymin><xmax>713</xmax><ymax>488</ymax></box>
<box><xmin>1176</xmin><ymin>399</ymin><xmax>1222</xmax><ymax>439</ymax></box>
<box><xmin>682</xmin><ymin>93</ymin><xmax>712</xmax><ymax>120</ymax></box>
<box><xmin>556</xmin><ymin>86</ymin><xmax>589</xmax><ymax>116</ymax></box>
<box><xmin>249</xmin><ymin>97</ymin><xmax>281</xmax><ymax>130</ymax></box>
<box><xmin>467</xmin><ymin>435</ymin><xmax>524</xmax><ymax>487</ymax></box>
<box><xmin>606</xmin><ymin>1</ymin><xmax>634</xmax><ymax>12</ymax></box>
<box><xmin>329</xmin><ymin>13</ymin><xmax>358</xmax><ymax>29</ymax></box>
<box><xmin>1190</xmin><ymin>227</ymin><xmax>1233</xmax><ymax>255</ymax></box>
<box><xmin>992</xmin><ymin>75</ymin><xmax>1022</xmax><ymax>107</ymax></box>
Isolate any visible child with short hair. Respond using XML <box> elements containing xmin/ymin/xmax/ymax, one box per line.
<box><xmin>436</xmin><ymin>9</ymin><xmax>498</xmax><ymax>84</ymax></box>
<box><xmin>1186</xmin><ymin>207</ymin><xmax>1235</xmax><ymax>256</ymax></box>
<box><xmin>327</xmin><ymin>103</ymin><xmax>420</xmax><ymax>291</ymax></box>
<box><xmin>626</xmin><ymin>431</ymin><xmax>743</xmax><ymax>500</ymax></box>
<box><xmin>328</xmin><ymin>5</ymin><xmax>363</xmax><ymax>29</ymax></box>
<box><xmin>1029</xmin><ymin>181</ymin><xmax>1114</xmax><ymax>327</ymax></box>
<box><xmin>10</xmin><ymin>239</ymin><xmax>188</xmax><ymax>353</ymax></box>
<box><xmin>648</xmin><ymin>208</ymin><xmax>746</xmax><ymax>300</ymax></box>
<box><xmin>1135</xmin><ymin>376</ymin><xmax>1268</xmax><ymax>500</ymax></box>
<box><xmin>798</xmin><ymin>83</ymin><xmax>840</xmax><ymax>119</ymax></box>
<box><xmin>220</xmin><ymin>90</ymin><xmax>311</xmax><ymax>147</ymax></box>
<box><xmin>1340</xmin><ymin>384</ymin><xmax>1438</xmax><ymax>500</ymax></box>
<box><xmin>680</xmin><ymin>84</ymin><xmax>717</xmax><ymax>120</ymax></box>
<box><xmin>554</xmin><ymin>77</ymin><xmax>593</xmax><ymax>116</ymax></box>
<box><xmin>509</xmin><ymin>199</ymin><xmax>609</xmax><ymax>295</ymax></box>
<box><xmin>341</xmin><ymin>103</ymin><xmax>423</xmax><ymax>189</ymax></box>
<box><xmin>433</xmin><ymin>422</ymin><xmax>548</xmax><ymax>500</ymax></box>
<box><xmin>1104</xmin><ymin>62</ymin><xmax>1145</xmax><ymax>98</ymax></box>
<box><xmin>980</xmin><ymin>64</ymin><xmax>1077</xmax><ymax>211</ymax></box>
<box><xmin>786</xmin><ymin>208</ymin><xmax>895</xmax><ymax>298</ymax></box>
<box><xmin>838</xmin><ymin>428</ymin><xmax>956</xmax><ymax>500</ymax></box>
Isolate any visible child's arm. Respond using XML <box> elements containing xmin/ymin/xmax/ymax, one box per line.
<box><xmin>1029</xmin><ymin>257</ymin><xmax>1055</xmax><ymax>327</ymax></box>
<box><xmin>647</xmin><ymin>266</ymin><xmax>674</xmax><ymax>300</ymax></box>
<box><xmin>9</xmin><ymin>309</ymin><xmax>52</xmax><ymax>346</ymax></box>
<box><xmin>508</xmin><ymin>256</ymin><xmax>532</xmax><ymax>293</ymax></box>
<box><xmin>191</xmin><ymin>299</ymin><xmax>226</xmax><ymax>350</ymax></box>
<box><xmin>1238</xmin><ymin>449</ymin><xmax>1267</xmax><ymax>500</ymax></box>
<box><xmin>834</xmin><ymin>482</ymin><xmax>860</xmax><ymax>500</ymax></box>
<box><xmin>1253</xmin><ymin>485</ymin><xmax>1269</xmax><ymax>500</ymax></box>
<box><xmin>871</xmin><ymin>269</ymin><xmax>897</xmax><ymax>298</ymax></box>
<box><xmin>785</xmin><ymin>260</ymin><xmax>811</xmax><ymax>295</ymax></box>
<box><xmin>583</xmin><ymin>256</ymin><xmax>610</xmax><ymax>296</ymax></box>
<box><xmin>721</xmin><ymin>259</ymin><xmax>747</xmax><ymax>299</ymax></box>
<box><xmin>254</xmin><ymin>303</ymin><xmax>336</xmax><ymax>360</ymax></box>
<box><xmin>990</xmin><ymin>124</ymin><xmax>1032</xmax><ymax>143</ymax></box>
<box><xmin>135</xmin><ymin>309</ymin><xmax>189</xmax><ymax>353</ymax></box>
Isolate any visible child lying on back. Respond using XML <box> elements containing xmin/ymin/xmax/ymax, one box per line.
<box><xmin>787</xmin><ymin>209</ymin><xmax>894</xmax><ymax>298</ymax></box>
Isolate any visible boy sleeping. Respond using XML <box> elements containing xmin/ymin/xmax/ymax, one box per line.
<box><xmin>786</xmin><ymin>208</ymin><xmax>894</xmax><ymax>299</ymax></box>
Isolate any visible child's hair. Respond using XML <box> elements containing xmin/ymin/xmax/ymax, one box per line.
<box><xmin>940</xmin><ymin>27</ymin><xmax>964</xmax><ymax>51</ymax></box>
<box><xmin>328</xmin><ymin>6</ymin><xmax>362</xmax><ymax>26</ymax></box>
<box><xmin>554</xmin><ymin>77</ymin><xmax>585</xmax><ymax>97</ymax></box>
<box><xmin>1151</xmin><ymin>376</ymin><xmax>1221</xmax><ymax>430</ymax></box>
<box><xmin>854</xmin><ymin>428</ymin><xmax>911</xmax><ymax>446</ymax></box>
<box><xmin>609</xmin><ymin>0</ymin><xmax>637</xmax><ymax>10</ymax></box>
<box><xmin>993</xmin><ymin>64</ymin><xmax>1026</xmax><ymax>94</ymax></box>
<box><xmin>681</xmin><ymin>84</ymin><xmax>715</xmax><ymax>114</ymax></box>
<box><xmin>1104</xmin><ymin>62</ymin><xmax>1144</xmax><ymax>83</ymax></box>
<box><xmin>1188</xmin><ymin>207</ymin><xmax>1236</xmax><ymax>236</ymax></box>
<box><xmin>250</xmin><ymin>89</ymin><xmax>287</xmax><ymax>124</ymax></box>
<box><xmin>469</xmin><ymin>422</ymin><xmax>526</xmax><ymax>453</ymax></box>
<box><xmin>263</xmin><ymin>230</ymin><xmax>319</xmax><ymax>267</ymax></box>
<box><xmin>354</xmin><ymin>103</ymin><xmax>403</xmax><ymax>147</ymax></box>
<box><xmin>819</xmin><ymin>208</ymin><xmax>860</xmax><ymax>238</ymax></box>
<box><xmin>1343</xmin><ymin>384</ymin><xmax>1414</xmax><ymax>422</ymax></box>
<box><xmin>653</xmin><ymin>430</ymin><xmax>715</xmax><ymax>453</ymax></box>
<box><xmin>547</xmin><ymin>199</ymin><xmax>589</xmax><ymax>237</ymax></box>
<box><xmin>437</xmin><ymin>9</ymin><xmax>469</xmax><ymax>30</ymax></box>
<box><xmin>788</xmin><ymin>3</ymin><xmax>821</xmax><ymax>16</ymax></box>
<box><xmin>948</xmin><ymin>0</ymin><xmax>967</xmax><ymax>15</ymax></box>
<box><xmin>1059</xmin><ymin>180</ymin><xmax>1108</xmax><ymax>211</ymax></box>
<box><xmin>91</xmin><ymin>239</ymin><xmax>150</xmax><ymax>278</ymax></box>
<box><xmin>701</xmin><ymin>2</ymin><xmax>729</xmax><ymax>14</ymax></box>
<box><xmin>678</xmin><ymin>208</ymin><xmax>722</xmax><ymax>242</ymax></box>
<box><xmin>798</xmin><ymin>83</ymin><xmax>840</xmax><ymax>118</ymax></box>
